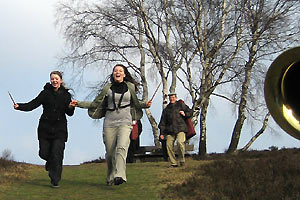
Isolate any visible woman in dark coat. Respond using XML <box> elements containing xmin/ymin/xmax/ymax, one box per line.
<box><xmin>14</xmin><ymin>71</ymin><xmax>75</xmax><ymax>188</ymax></box>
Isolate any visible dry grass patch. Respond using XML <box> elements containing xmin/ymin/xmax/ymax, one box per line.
<box><xmin>160</xmin><ymin>149</ymin><xmax>300</xmax><ymax>200</ymax></box>
<box><xmin>0</xmin><ymin>159</ymin><xmax>29</xmax><ymax>187</ymax></box>
<box><xmin>158</xmin><ymin>157</ymin><xmax>212</xmax><ymax>190</ymax></box>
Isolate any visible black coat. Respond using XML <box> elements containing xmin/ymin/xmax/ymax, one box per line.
<box><xmin>17</xmin><ymin>83</ymin><xmax>74</xmax><ymax>142</ymax></box>
<box><xmin>158</xmin><ymin>100</ymin><xmax>192</xmax><ymax>136</ymax></box>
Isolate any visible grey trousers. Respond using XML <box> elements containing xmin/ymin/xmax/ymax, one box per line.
<box><xmin>103</xmin><ymin>125</ymin><xmax>131</xmax><ymax>182</ymax></box>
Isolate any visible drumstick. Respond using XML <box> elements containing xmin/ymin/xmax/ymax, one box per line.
<box><xmin>8</xmin><ymin>91</ymin><xmax>16</xmax><ymax>105</ymax></box>
<box><xmin>150</xmin><ymin>82</ymin><xmax>161</xmax><ymax>101</ymax></box>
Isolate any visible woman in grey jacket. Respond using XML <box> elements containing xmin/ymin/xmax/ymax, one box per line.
<box><xmin>72</xmin><ymin>64</ymin><xmax>152</xmax><ymax>186</ymax></box>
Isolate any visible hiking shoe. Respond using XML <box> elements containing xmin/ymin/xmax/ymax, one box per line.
<box><xmin>51</xmin><ymin>183</ymin><xmax>60</xmax><ymax>188</ymax></box>
<box><xmin>114</xmin><ymin>177</ymin><xmax>125</xmax><ymax>185</ymax></box>
<box><xmin>168</xmin><ymin>165</ymin><xmax>178</xmax><ymax>168</ymax></box>
<box><xmin>51</xmin><ymin>180</ymin><xmax>59</xmax><ymax>188</ymax></box>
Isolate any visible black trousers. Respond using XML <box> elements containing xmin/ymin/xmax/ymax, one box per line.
<box><xmin>127</xmin><ymin>137</ymin><xmax>140</xmax><ymax>163</ymax></box>
<box><xmin>39</xmin><ymin>138</ymin><xmax>65</xmax><ymax>184</ymax></box>
<box><xmin>161</xmin><ymin>140</ymin><xmax>168</xmax><ymax>161</ymax></box>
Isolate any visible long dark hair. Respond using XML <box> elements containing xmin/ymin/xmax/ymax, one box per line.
<box><xmin>50</xmin><ymin>71</ymin><xmax>66</xmax><ymax>88</ymax></box>
<box><xmin>50</xmin><ymin>71</ymin><xmax>74</xmax><ymax>96</ymax></box>
<box><xmin>110</xmin><ymin>64</ymin><xmax>139</xmax><ymax>92</ymax></box>
<box><xmin>50</xmin><ymin>70</ymin><xmax>63</xmax><ymax>79</ymax></box>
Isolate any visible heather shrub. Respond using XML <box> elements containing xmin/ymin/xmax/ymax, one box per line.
<box><xmin>162</xmin><ymin>148</ymin><xmax>300</xmax><ymax>200</ymax></box>
<box><xmin>0</xmin><ymin>149</ymin><xmax>15</xmax><ymax>168</ymax></box>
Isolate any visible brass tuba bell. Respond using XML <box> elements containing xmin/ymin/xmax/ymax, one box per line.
<box><xmin>264</xmin><ymin>46</ymin><xmax>300</xmax><ymax>140</ymax></box>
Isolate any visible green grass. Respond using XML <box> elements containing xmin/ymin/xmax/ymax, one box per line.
<box><xmin>2</xmin><ymin>148</ymin><xmax>300</xmax><ymax>200</ymax></box>
<box><xmin>0</xmin><ymin>162</ymin><xmax>168</xmax><ymax>200</ymax></box>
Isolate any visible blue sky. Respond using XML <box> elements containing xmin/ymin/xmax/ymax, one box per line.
<box><xmin>0</xmin><ymin>0</ymin><xmax>299</xmax><ymax>165</ymax></box>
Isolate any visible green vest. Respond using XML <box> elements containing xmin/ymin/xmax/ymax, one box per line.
<box><xmin>83</xmin><ymin>82</ymin><xmax>145</xmax><ymax>120</ymax></box>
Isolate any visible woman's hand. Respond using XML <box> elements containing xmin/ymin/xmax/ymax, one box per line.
<box><xmin>146</xmin><ymin>100</ymin><xmax>152</xmax><ymax>107</ymax></box>
<box><xmin>159</xmin><ymin>134</ymin><xmax>164</xmax><ymax>140</ymax></box>
<box><xmin>13</xmin><ymin>104</ymin><xmax>19</xmax><ymax>110</ymax></box>
<box><xmin>69</xmin><ymin>100</ymin><xmax>78</xmax><ymax>108</ymax></box>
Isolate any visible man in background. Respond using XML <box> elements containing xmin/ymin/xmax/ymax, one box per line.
<box><xmin>158</xmin><ymin>93</ymin><xmax>192</xmax><ymax>167</ymax></box>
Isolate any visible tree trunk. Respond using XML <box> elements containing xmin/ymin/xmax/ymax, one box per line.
<box><xmin>227</xmin><ymin>112</ymin><xmax>246</xmax><ymax>154</ymax></box>
<box><xmin>227</xmin><ymin>60</ymin><xmax>254</xmax><ymax>154</ymax></box>
<box><xmin>240</xmin><ymin>112</ymin><xmax>270</xmax><ymax>151</ymax></box>
<box><xmin>145</xmin><ymin>109</ymin><xmax>160</xmax><ymax>146</ymax></box>
<box><xmin>198</xmin><ymin>100</ymin><xmax>209</xmax><ymax>156</ymax></box>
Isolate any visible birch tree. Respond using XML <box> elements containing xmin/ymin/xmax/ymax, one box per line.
<box><xmin>56</xmin><ymin>0</ymin><xmax>161</xmax><ymax>144</ymax></box>
<box><xmin>55</xmin><ymin>0</ymin><xmax>300</xmax><ymax>156</ymax></box>
<box><xmin>227</xmin><ymin>0</ymin><xmax>300</xmax><ymax>153</ymax></box>
<box><xmin>56</xmin><ymin>0</ymin><xmax>199</xmax><ymax>146</ymax></box>
<box><xmin>181</xmin><ymin>0</ymin><xmax>243</xmax><ymax>155</ymax></box>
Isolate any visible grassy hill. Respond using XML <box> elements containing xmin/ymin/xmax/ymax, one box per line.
<box><xmin>1</xmin><ymin>148</ymin><xmax>300</xmax><ymax>200</ymax></box>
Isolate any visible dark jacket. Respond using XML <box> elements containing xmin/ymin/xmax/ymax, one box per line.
<box><xmin>17</xmin><ymin>83</ymin><xmax>74</xmax><ymax>142</ymax></box>
<box><xmin>158</xmin><ymin>100</ymin><xmax>192</xmax><ymax>136</ymax></box>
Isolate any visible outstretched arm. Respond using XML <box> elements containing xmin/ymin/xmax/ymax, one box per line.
<box><xmin>70</xmin><ymin>100</ymin><xmax>92</xmax><ymax>109</ymax></box>
<box><xmin>15</xmin><ymin>92</ymin><xmax>43</xmax><ymax>111</ymax></box>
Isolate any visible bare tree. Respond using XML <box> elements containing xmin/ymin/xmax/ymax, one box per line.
<box><xmin>227</xmin><ymin>0</ymin><xmax>300</xmax><ymax>153</ymax></box>
<box><xmin>55</xmin><ymin>0</ymin><xmax>299</xmax><ymax>156</ymax></box>
<box><xmin>179</xmin><ymin>0</ymin><xmax>243</xmax><ymax>155</ymax></box>
<box><xmin>56</xmin><ymin>0</ymin><xmax>161</xmax><ymax>144</ymax></box>
<box><xmin>240</xmin><ymin>112</ymin><xmax>270</xmax><ymax>151</ymax></box>
<box><xmin>1</xmin><ymin>149</ymin><xmax>14</xmax><ymax>161</ymax></box>
<box><xmin>56</xmin><ymin>0</ymin><xmax>200</xmax><ymax>146</ymax></box>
